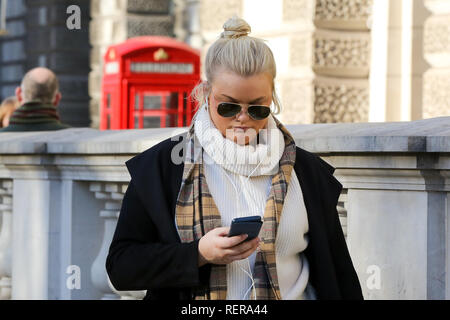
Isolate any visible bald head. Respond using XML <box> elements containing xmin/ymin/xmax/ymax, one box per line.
<box><xmin>16</xmin><ymin>67</ymin><xmax>61</xmax><ymax>105</ymax></box>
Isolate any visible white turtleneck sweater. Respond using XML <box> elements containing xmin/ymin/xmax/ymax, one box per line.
<box><xmin>194</xmin><ymin>105</ymin><xmax>316</xmax><ymax>300</ymax></box>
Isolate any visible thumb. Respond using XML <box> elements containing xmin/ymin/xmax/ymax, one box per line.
<box><xmin>215</xmin><ymin>226</ymin><xmax>231</xmax><ymax>237</ymax></box>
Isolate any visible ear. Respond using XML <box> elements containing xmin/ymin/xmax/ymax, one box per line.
<box><xmin>203</xmin><ymin>82</ymin><xmax>211</xmax><ymax>106</ymax></box>
<box><xmin>202</xmin><ymin>81</ymin><xmax>211</xmax><ymax>94</ymax></box>
<box><xmin>53</xmin><ymin>92</ymin><xmax>62</xmax><ymax>106</ymax></box>
<box><xmin>15</xmin><ymin>87</ymin><xmax>23</xmax><ymax>104</ymax></box>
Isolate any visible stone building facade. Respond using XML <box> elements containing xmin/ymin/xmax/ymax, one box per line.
<box><xmin>0</xmin><ymin>0</ymin><xmax>449</xmax><ymax>128</ymax></box>
<box><xmin>195</xmin><ymin>0</ymin><xmax>372</xmax><ymax>124</ymax></box>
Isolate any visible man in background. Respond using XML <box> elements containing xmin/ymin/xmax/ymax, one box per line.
<box><xmin>0</xmin><ymin>67</ymin><xmax>71</xmax><ymax>132</ymax></box>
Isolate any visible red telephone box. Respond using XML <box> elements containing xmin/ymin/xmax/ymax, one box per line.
<box><xmin>100</xmin><ymin>36</ymin><xmax>201</xmax><ymax>130</ymax></box>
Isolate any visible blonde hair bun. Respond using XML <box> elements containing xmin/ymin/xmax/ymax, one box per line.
<box><xmin>190</xmin><ymin>15</ymin><xmax>282</xmax><ymax>115</ymax></box>
<box><xmin>220</xmin><ymin>15</ymin><xmax>251</xmax><ymax>39</ymax></box>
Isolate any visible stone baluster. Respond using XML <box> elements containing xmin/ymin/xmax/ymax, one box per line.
<box><xmin>89</xmin><ymin>181</ymin><xmax>146</xmax><ymax>300</ymax></box>
<box><xmin>337</xmin><ymin>188</ymin><xmax>348</xmax><ymax>239</ymax></box>
<box><xmin>0</xmin><ymin>180</ymin><xmax>13</xmax><ymax>300</ymax></box>
<box><xmin>89</xmin><ymin>181</ymin><xmax>122</xmax><ymax>300</ymax></box>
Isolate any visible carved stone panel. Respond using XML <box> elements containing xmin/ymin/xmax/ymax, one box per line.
<box><xmin>312</xmin><ymin>0</ymin><xmax>372</xmax><ymax>123</ymax></box>
<box><xmin>422</xmin><ymin>1</ymin><xmax>450</xmax><ymax>119</ymax></box>
<box><xmin>314</xmin><ymin>0</ymin><xmax>373</xmax><ymax>30</ymax></box>
<box><xmin>424</xmin><ymin>14</ymin><xmax>450</xmax><ymax>68</ymax></box>
<box><xmin>313</xmin><ymin>77</ymin><xmax>369</xmax><ymax>123</ymax></box>
<box><xmin>127</xmin><ymin>15</ymin><xmax>174</xmax><ymax>37</ymax></box>
<box><xmin>127</xmin><ymin>0</ymin><xmax>171</xmax><ymax>14</ymax></box>
<box><xmin>313</xmin><ymin>30</ymin><xmax>370</xmax><ymax>77</ymax></box>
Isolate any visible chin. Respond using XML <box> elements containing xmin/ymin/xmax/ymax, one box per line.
<box><xmin>233</xmin><ymin>137</ymin><xmax>248</xmax><ymax>145</ymax></box>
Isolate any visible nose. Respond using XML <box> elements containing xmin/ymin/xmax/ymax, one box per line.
<box><xmin>236</xmin><ymin>106</ymin><xmax>250</xmax><ymax>122</ymax></box>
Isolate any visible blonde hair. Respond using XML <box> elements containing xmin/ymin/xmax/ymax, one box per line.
<box><xmin>0</xmin><ymin>96</ymin><xmax>19</xmax><ymax>127</ymax></box>
<box><xmin>190</xmin><ymin>16</ymin><xmax>282</xmax><ymax>114</ymax></box>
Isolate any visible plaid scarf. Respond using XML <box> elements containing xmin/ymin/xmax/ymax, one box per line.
<box><xmin>175</xmin><ymin>115</ymin><xmax>296</xmax><ymax>300</ymax></box>
<box><xmin>9</xmin><ymin>101</ymin><xmax>61</xmax><ymax>125</ymax></box>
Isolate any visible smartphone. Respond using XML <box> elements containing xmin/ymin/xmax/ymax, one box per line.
<box><xmin>227</xmin><ymin>215</ymin><xmax>263</xmax><ymax>241</ymax></box>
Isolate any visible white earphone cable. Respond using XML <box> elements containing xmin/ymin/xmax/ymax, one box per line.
<box><xmin>221</xmin><ymin>149</ymin><xmax>268</xmax><ymax>300</ymax></box>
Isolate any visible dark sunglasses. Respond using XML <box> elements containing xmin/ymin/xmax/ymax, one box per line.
<box><xmin>217</xmin><ymin>102</ymin><xmax>271</xmax><ymax>120</ymax></box>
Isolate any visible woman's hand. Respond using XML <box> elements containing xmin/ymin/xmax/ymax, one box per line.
<box><xmin>198</xmin><ymin>227</ymin><xmax>260</xmax><ymax>266</ymax></box>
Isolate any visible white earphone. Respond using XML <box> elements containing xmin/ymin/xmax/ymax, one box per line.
<box><xmin>221</xmin><ymin>152</ymin><xmax>267</xmax><ymax>300</ymax></box>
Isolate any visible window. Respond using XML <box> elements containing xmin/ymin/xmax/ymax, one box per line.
<box><xmin>0</xmin><ymin>0</ymin><xmax>7</xmax><ymax>36</ymax></box>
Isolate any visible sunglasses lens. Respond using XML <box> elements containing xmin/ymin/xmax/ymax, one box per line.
<box><xmin>217</xmin><ymin>103</ymin><xmax>241</xmax><ymax>117</ymax></box>
<box><xmin>248</xmin><ymin>106</ymin><xmax>271</xmax><ymax>120</ymax></box>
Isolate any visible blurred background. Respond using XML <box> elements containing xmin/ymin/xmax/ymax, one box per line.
<box><xmin>0</xmin><ymin>0</ymin><xmax>448</xmax><ymax>129</ymax></box>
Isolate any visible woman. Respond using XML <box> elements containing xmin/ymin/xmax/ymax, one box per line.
<box><xmin>106</xmin><ymin>16</ymin><xmax>363</xmax><ymax>300</ymax></box>
<box><xmin>0</xmin><ymin>96</ymin><xmax>19</xmax><ymax>128</ymax></box>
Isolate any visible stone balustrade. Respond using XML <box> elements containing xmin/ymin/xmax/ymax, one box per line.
<box><xmin>0</xmin><ymin>117</ymin><xmax>449</xmax><ymax>299</ymax></box>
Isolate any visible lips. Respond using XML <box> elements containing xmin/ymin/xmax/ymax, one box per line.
<box><xmin>233</xmin><ymin>127</ymin><xmax>250</xmax><ymax>133</ymax></box>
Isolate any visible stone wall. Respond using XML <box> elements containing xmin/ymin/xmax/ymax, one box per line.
<box><xmin>0</xmin><ymin>117</ymin><xmax>449</xmax><ymax>299</ymax></box>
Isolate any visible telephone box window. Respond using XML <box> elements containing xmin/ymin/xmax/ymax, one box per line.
<box><xmin>143</xmin><ymin>94</ymin><xmax>161</xmax><ymax>110</ymax></box>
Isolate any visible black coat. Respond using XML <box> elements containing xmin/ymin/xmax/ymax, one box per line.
<box><xmin>106</xmin><ymin>134</ymin><xmax>364</xmax><ymax>300</ymax></box>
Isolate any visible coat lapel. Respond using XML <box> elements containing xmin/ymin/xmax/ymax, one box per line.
<box><xmin>293</xmin><ymin>147</ymin><xmax>344</xmax><ymax>299</ymax></box>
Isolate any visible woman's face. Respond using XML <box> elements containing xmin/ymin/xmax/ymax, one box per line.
<box><xmin>208</xmin><ymin>68</ymin><xmax>273</xmax><ymax>145</ymax></box>
<box><xmin>1</xmin><ymin>109</ymin><xmax>14</xmax><ymax>128</ymax></box>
